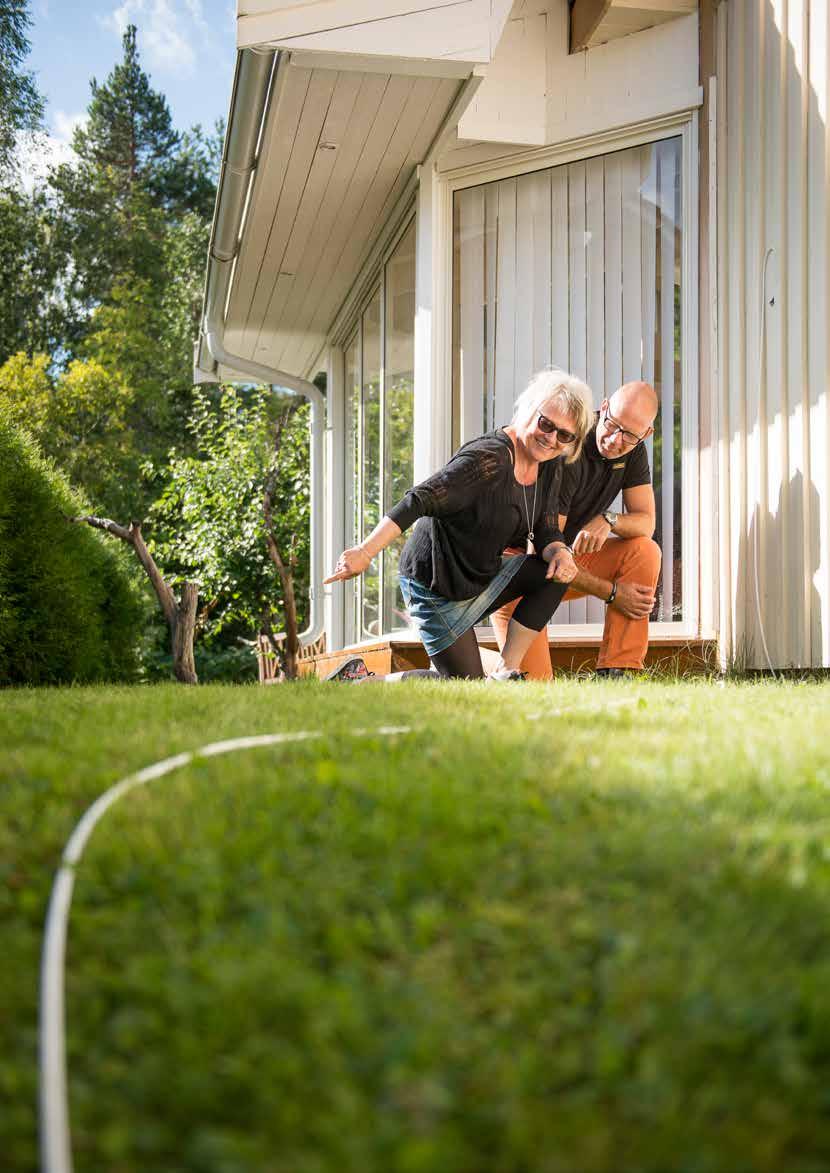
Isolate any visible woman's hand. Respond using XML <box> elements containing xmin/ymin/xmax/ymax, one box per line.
<box><xmin>545</xmin><ymin>544</ymin><xmax>577</xmax><ymax>583</ymax></box>
<box><xmin>324</xmin><ymin>545</ymin><xmax>372</xmax><ymax>584</ymax></box>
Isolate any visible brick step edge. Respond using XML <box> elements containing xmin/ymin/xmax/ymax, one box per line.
<box><xmin>299</xmin><ymin>639</ymin><xmax>717</xmax><ymax>679</ymax></box>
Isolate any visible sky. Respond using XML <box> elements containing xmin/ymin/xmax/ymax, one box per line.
<box><xmin>21</xmin><ymin>0</ymin><xmax>237</xmax><ymax>184</ymax></box>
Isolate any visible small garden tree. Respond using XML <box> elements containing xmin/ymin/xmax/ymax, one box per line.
<box><xmin>66</xmin><ymin>513</ymin><xmax>200</xmax><ymax>684</ymax></box>
<box><xmin>147</xmin><ymin>384</ymin><xmax>310</xmax><ymax>678</ymax></box>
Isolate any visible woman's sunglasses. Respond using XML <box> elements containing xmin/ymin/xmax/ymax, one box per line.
<box><xmin>537</xmin><ymin>412</ymin><xmax>577</xmax><ymax>445</ymax></box>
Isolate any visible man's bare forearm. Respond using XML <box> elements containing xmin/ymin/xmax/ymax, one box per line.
<box><xmin>569</xmin><ymin>566</ymin><xmax>613</xmax><ymax>601</ymax></box>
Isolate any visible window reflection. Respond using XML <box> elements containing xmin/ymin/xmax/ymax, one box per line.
<box><xmin>344</xmin><ymin>217</ymin><xmax>416</xmax><ymax>643</ymax></box>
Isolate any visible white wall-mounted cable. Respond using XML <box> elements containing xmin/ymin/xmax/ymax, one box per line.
<box><xmin>39</xmin><ymin>727</ymin><xmax>412</xmax><ymax>1173</ymax></box>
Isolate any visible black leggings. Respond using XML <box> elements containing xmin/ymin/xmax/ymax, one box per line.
<box><xmin>409</xmin><ymin>556</ymin><xmax>568</xmax><ymax>680</ymax></box>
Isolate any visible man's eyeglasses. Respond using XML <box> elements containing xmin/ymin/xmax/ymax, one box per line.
<box><xmin>537</xmin><ymin>412</ymin><xmax>577</xmax><ymax>444</ymax></box>
<box><xmin>601</xmin><ymin>409</ymin><xmax>648</xmax><ymax>446</ymax></box>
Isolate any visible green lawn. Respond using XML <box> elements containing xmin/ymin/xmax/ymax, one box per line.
<box><xmin>4</xmin><ymin>679</ymin><xmax>830</xmax><ymax>1173</ymax></box>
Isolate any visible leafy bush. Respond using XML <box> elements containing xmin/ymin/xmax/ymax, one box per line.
<box><xmin>0</xmin><ymin>409</ymin><xmax>144</xmax><ymax>683</ymax></box>
<box><xmin>147</xmin><ymin>384</ymin><xmax>310</xmax><ymax>641</ymax></box>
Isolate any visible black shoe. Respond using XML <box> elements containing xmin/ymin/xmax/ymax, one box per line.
<box><xmin>595</xmin><ymin>667</ymin><xmax>629</xmax><ymax>679</ymax></box>
<box><xmin>324</xmin><ymin>656</ymin><xmax>375</xmax><ymax>682</ymax></box>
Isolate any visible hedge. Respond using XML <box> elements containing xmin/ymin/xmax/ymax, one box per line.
<box><xmin>0</xmin><ymin>409</ymin><xmax>143</xmax><ymax>684</ymax></box>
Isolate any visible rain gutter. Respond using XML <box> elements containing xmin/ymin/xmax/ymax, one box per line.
<box><xmin>199</xmin><ymin>46</ymin><xmax>325</xmax><ymax>647</ymax></box>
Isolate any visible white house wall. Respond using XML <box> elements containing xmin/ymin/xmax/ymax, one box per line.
<box><xmin>458</xmin><ymin>9</ymin><xmax>548</xmax><ymax>145</ymax></box>
<box><xmin>715</xmin><ymin>0</ymin><xmax>829</xmax><ymax>669</ymax></box>
<box><xmin>458</xmin><ymin>1</ymin><xmax>700</xmax><ymax>148</ymax></box>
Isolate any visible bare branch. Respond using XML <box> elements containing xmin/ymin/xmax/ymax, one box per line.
<box><xmin>125</xmin><ymin>522</ymin><xmax>178</xmax><ymax>629</ymax></box>
<box><xmin>65</xmin><ymin>513</ymin><xmax>133</xmax><ymax>543</ymax></box>
<box><xmin>68</xmin><ymin>512</ymin><xmax>178</xmax><ymax>629</ymax></box>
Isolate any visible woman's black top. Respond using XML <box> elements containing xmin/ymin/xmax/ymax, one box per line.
<box><xmin>388</xmin><ymin>429</ymin><xmax>567</xmax><ymax>601</ymax></box>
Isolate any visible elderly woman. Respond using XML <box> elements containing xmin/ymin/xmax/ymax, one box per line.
<box><xmin>325</xmin><ymin>368</ymin><xmax>593</xmax><ymax>680</ymax></box>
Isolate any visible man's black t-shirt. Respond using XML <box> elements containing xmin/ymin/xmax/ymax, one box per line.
<box><xmin>560</xmin><ymin>417</ymin><xmax>652</xmax><ymax>544</ymax></box>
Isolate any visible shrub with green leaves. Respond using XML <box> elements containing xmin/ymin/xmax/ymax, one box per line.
<box><xmin>0</xmin><ymin>409</ymin><xmax>143</xmax><ymax>683</ymax></box>
<box><xmin>147</xmin><ymin>384</ymin><xmax>310</xmax><ymax>643</ymax></box>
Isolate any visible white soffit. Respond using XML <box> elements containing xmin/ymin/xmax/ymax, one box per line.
<box><xmin>237</xmin><ymin>0</ymin><xmax>514</xmax><ymax>62</ymax></box>
<box><xmin>223</xmin><ymin>53</ymin><xmax>464</xmax><ymax>378</ymax></box>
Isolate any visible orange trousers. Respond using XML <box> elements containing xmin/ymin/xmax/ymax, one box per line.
<box><xmin>490</xmin><ymin>536</ymin><xmax>662</xmax><ymax>678</ymax></box>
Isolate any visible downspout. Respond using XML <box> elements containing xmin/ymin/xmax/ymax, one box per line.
<box><xmin>199</xmin><ymin>46</ymin><xmax>324</xmax><ymax>646</ymax></box>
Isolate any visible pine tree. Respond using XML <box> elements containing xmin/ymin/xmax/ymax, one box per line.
<box><xmin>49</xmin><ymin>24</ymin><xmax>221</xmax><ymax>329</ymax></box>
<box><xmin>0</xmin><ymin>0</ymin><xmax>44</xmax><ymax>180</ymax></box>
<box><xmin>49</xmin><ymin>24</ymin><xmax>179</xmax><ymax>311</ymax></box>
<box><xmin>0</xmin><ymin>184</ymin><xmax>70</xmax><ymax>362</ymax></box>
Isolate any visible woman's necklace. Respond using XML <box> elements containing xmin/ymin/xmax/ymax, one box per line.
<box><xmin>521</xmin><ymin>474</ymin><xmax>538</xmax><ymax>556</ymax></box>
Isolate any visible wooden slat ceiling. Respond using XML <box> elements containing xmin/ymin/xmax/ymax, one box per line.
<box><xmin>223</xmin><ymin>58</ymin><xmax>461</xmax><ymax>377</ymax></box>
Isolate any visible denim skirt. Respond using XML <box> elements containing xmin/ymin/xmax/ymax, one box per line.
<box><xmin>398</xmin><ymin>555</ymin><xmax>526</xmax><ymax>658</ymax></box>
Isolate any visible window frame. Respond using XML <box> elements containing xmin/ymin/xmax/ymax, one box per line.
<box><xmin>438</xmin><ymin>112</ymin><xmax>700</xmax><ymax>639</ymax></box>
<box><xmin>339</xmin><ymin>210</ymin><xmax>418</xmax><ymax>646</ymax></box>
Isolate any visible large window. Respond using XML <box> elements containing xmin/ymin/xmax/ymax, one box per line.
<box><xmin>452</xmin><ymin>138</ymin><xmax>683</xmax><ymax>624</ymax></box>
<box><xmin>344</xmin><ymin>218</ymin><xmax>416</xmax><ymax>641</ymax></box>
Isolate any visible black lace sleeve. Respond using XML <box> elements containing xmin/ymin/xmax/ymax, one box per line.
<box><xmin>387</xmin><ymin>441</ymin><xmax>508</xmax><ymax>531</ymax></box>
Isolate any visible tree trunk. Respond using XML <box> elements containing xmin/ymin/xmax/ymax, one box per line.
<box><xmin>263</xmin><ymin>529</ymin><xmax>299</xmax><ymax>678</ymax></box>
<box><xmin>172</xmin><ymin>582</ymin><xmax>199</xmax><ymax>683</ymax></box>
<box><xmin>263</xmin><ymin>416</ymin><xmax>301</xmax><ymax>680</ymax></box>
<box><xmin>259</xmin><ymin>605</ymin><xmax>285</xmax><ymax>682</ymax></box>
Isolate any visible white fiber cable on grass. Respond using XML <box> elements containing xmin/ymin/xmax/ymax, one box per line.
<box><xmin>39</xmin><ymin>727</ymin><xmax>411</xmax><ymax>1173</ymax></box>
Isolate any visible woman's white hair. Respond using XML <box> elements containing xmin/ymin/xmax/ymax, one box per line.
<box><xmin>510</xmin><ymin>368</ymin><xmax>594</xmax><ymax>463</ymax></box>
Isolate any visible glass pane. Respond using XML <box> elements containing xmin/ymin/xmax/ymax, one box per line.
<box><xmin>382</xmin><ymin>219</ymin><xmax>416</xmax><ymax>633</ymax></box>
<box><xmin>649</xmin><ymin>138</ymin><xmax>683</xmax><ymax>621</ymax></box>
<box><xmin>343</xmin><ymin>332</ymin><xmax>360</xmax><ymax>643</ymax></box>
<box><xmin>361</xmin><ymin>290</ymin><xmax>381</xmax><ymax>639</ymax></box>
<box><xmin>452</xmin><ymin>137</ymin><xmax>684</xmax><ymax>625</ymax></box>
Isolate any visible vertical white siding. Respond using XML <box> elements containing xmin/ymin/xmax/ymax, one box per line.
<box><xmin>718</xmin><ymin>0</ymin><xmax>830</xmax><ymax>667</ymax></box>
<box><xmin>566</xmin><ymin>163</ymin><xmax>588</xmax><ymax>625</ymax></box>
<box><xmin>457</xmin><ymin>187</ymin><xmax>486</xmax><ymax>440</ymax></box>
<box><xmin>453</xmin><ymin>137</ymin><xmax>688</xmax><ymax>628</ymax></box>
<box><xmin>494</xmin><ymin>179</ymin><xmax>518</xmax><ymax>425</ymax></box>
<box><xmin>658</xmin><ymin>143</ymin><xmax>677</xmax><ymax>621</ymax></box>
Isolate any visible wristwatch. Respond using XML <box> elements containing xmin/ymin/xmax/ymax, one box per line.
<box><xmin>602</xmin><ymin>509</ymin><xmax>618</xmax><ymax>528</ymax></box>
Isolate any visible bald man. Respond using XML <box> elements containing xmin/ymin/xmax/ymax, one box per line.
<box><xmin>492</xmin><ymin>382</ymin><xmax>661</xmax><ymax>677</ymax></box>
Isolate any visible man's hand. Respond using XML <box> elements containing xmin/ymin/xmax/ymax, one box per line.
<box><xmin>611</xmin><ymin>581</ymin><xmax>655</xmax><ymax>618</ymax></box>
<box><xmin>545</xmin><ymin>545</ymin><xmax>577</xmax><ymax>583</ymax></box>
<box><xmin>324</xmin><ymin>545</ymin><xmax>371</xmax><ymax>584</ymax></box>
<box><xmin>572</xmin><ymin>515</ymin><xmax>611</xmax><ymax>555</ymax></box>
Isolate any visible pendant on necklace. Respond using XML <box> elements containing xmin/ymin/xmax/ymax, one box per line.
<box><xmin>522</xmin><ymin>476</ymin><xmax>538</xmax><ymax>557</ymax></box>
